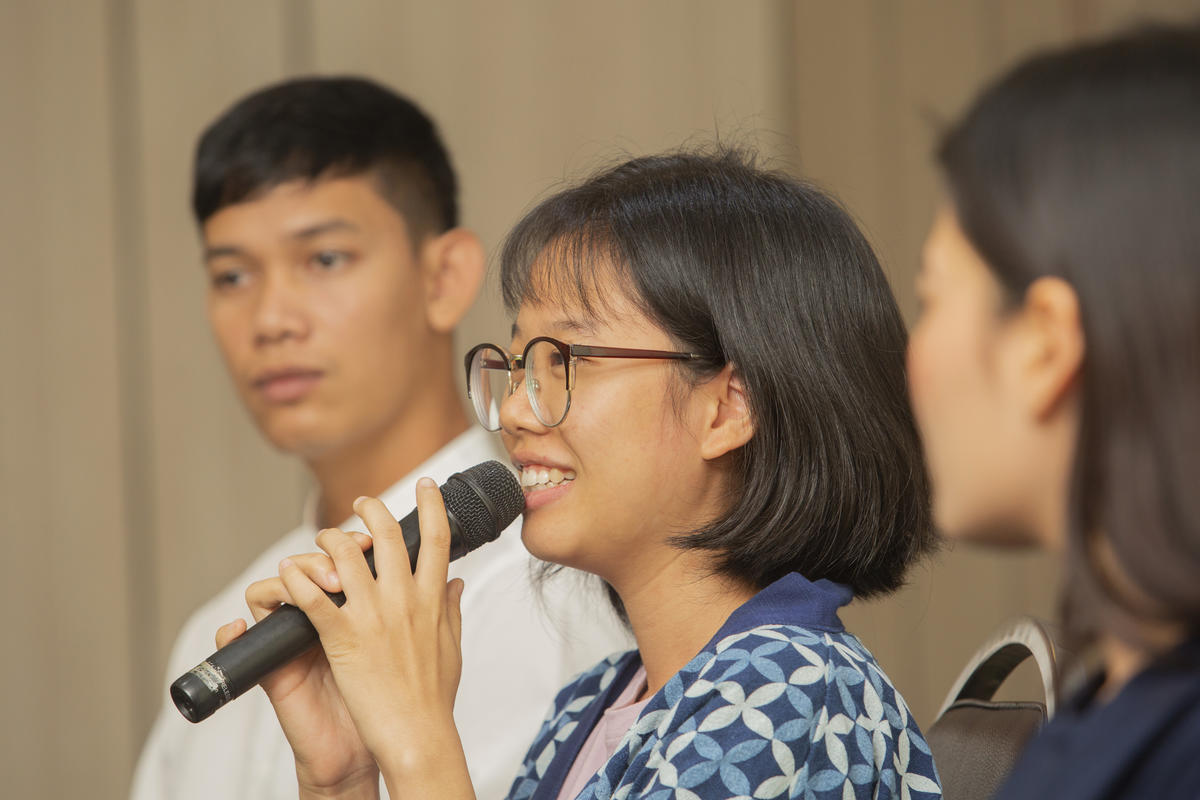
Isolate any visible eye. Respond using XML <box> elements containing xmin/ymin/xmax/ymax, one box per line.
<box><xmin>210</xmin><ymin>269</ymin><xmax>247</xmax><ymax>290</ymax></box>
<box><xmin>310</xmin><ymin>250</ymin><xmax>350</xmax><ymax>271</ymax></box>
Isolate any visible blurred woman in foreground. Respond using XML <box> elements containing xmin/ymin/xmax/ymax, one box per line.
<box><xmin>909</xmin><ymin>23</ymin><xmax>1200</xmax><ymax>799</ymax></box>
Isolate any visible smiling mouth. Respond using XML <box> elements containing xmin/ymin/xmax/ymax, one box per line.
<box><xmin>520</xmin><ymin>465</ymin><xmax>577</xmax><ymax>491</ymax></box>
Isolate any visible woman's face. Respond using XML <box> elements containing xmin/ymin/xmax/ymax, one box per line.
<box><xmin>907</xmin><ymin>208</ymin><xmax>1064</xmax><ymax>547</ymax></box>
<box><xmin>498</xmin><ymin>268</ymin><xmax>720</xmax><ymax>589</ymax></box>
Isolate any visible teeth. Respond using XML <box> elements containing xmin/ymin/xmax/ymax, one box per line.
<box><xmin>520</xmin><ymin>465</ymin><xmax>577</xmax><ymax>490</ymax></box>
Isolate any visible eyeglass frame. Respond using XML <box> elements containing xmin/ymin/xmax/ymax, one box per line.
<box><xmin>464</xmin><ymin>335</ymin><xmax>702</xmax><ymax>430</ymax></box>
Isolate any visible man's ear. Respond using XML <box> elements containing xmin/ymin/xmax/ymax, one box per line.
<box><xmin>698</xmin><ymin>363</ymin><xmax>755</xmax><ymax>461</ymax></box>
<box><xmin>419</xmin><ymin>228</ymin><xmax>486</xmax><ymax>333</ymax></box>
<box><xmin>1014</xmin><ymin>276</ymin><xmax>1085</xmax><ymax>420</ymax></box>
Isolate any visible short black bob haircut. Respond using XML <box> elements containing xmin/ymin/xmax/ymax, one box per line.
<box><xmin>501</xmin><ymin>148</ymin><xmax>935</xmax><ymax>598</ymax></box>
<box><xmin>937</xmin><ymin>22</ymin><xmax>1200</xmax><ymax>653</ymax></box>
<box><xmin>192</xmin><ymin>76</ymin><xmax>457</xmax><ymax>239</ymax></box>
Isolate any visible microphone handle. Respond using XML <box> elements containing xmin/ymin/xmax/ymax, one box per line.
<box><xmin>170</xmin><ymin>507</ymin><xmax>465</xmax><ymax>724</ymax></box>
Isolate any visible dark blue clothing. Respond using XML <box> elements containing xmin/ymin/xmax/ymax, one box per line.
<box><xmin>996</xmin><ymin>638</ymin><xmax>1200</xmax><ymax>799</ymax></box>
<box><xmin>505</xmin><ymin>573</ymin><xmax>941</xmax><ymax>800</ymax></box>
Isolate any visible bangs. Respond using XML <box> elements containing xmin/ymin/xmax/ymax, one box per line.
<box><xmin>500</xmin><ymin>198</ymin><xmax>649</xmax><ymax>324</ymax></box>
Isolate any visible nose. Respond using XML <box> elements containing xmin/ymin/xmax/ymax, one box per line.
<box><xmin>498</xmin><ymin>373</ymin><xmax>549</xmax><ymax>435</ymax></box>
<box><xmin>253</xmin><ymin>269</ymin><xmax>310</xmax><ymax>346</ymax></box>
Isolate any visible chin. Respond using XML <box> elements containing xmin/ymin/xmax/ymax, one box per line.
<box><xmin>518</xmin><ymin>522</ymin><xmax>589</xmax><ymax>571</ymax></box>
<box><xmin>936</xmin><ymin>506</ymin><xmax>1043</xmax><ymax>550</ymax></box>
<box><xmin>256</xmin><ymin>422</ymin><xmax>338</xmax><ymax>460</ymax></box>
<box><xmin>518</xmin><ymin>524</ymin><xmax>559</xmax><ymax>563</ymax></box>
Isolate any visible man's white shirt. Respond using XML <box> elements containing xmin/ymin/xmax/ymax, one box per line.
<box><xmin>131</xmin><ymin>427</ymin><xmax>631</xmax><ymax>800</ymax></box>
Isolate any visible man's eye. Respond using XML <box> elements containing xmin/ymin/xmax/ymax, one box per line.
<box><xmin>211</xmin><ymin>270</ymin><xmax>246</xmax><ymax>289</ymax></box>
<box><xmin>311</xmin><ymin>251</ymin><xmax>349</xmax><ymax>270</ymax></box>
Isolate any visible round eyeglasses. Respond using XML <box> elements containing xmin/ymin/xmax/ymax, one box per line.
<box><xmin>464</xmin><ymin>336</ymin><xmax>700</xmax><ymax>431</ymax></box>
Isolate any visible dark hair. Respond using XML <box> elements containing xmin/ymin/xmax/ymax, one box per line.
<box><xmin>192</xmin><ymin>76</ymin><xmax>457</xmax><ymax>238</ymax></box>
<box><xmin>937</xmin><ymin>23</ymin><xmax>1200</xmax><ymax>651</ymax></box>
<box><xmin>502</xmin><ymin>148</ymin><xmax>935</xmax><ymax>600</ymax></box>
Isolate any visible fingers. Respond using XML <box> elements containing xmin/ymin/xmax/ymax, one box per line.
<box><xmin>446</xmin><ymin>578</ymin><xmax>465</xmax><ymax>647</ymax></box>
<box><xmin>352</xmin><ymin>495</ymin><xmax>410</xmax><ymax>580</ymax></box>
<box><xmin>315</xmin><ymin>527</ymin><xmax>376</xmax><ymax>600</ymax></box>
<box><xmin>245</xmin><ymin>576</ymin><xmax>299</xmax><ymax>622</ymax></box>
<box><xmin>278</xmin><ymin>556</ymin><xmax>345</xmax><ymax>629</ymax></box>
<box><xmin>282</xmin><ymin>551</ymin><xmax>349</xmax><ymax>593</ymax></box>
<box><xmin>413</xmin><ymin>477</ymin><xmax>453</xmax><ymax>588</ymax></box>
<box><xmin>216</xmin><ymin>618</ymin><xmax>246</xmax><ymax>649</ymax></box>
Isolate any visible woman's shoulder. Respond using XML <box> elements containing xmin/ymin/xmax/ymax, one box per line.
<box><xmin>997</xmin><ymin>645</ymin><xmax>1200</xmax><ymax>799</ymax></box>
<box><xmin>675</xmin><ymin>623</ymin><xmax>921</xmax><ymax>729</ymax></box>
<box><xmin>619</xmin><ymin>624</ymin><xmax>940</xmax><ymax>799</ymax></box>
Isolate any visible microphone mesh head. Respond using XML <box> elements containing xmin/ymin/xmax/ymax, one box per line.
<box><xmin>443</xmin><ymin>461</ymin><xmax>525</xmax><ymax>550</ymax></box>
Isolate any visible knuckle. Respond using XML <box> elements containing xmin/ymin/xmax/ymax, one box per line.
<box><xmin>297</xmin><ymin>553</ymin><xmax>332</xmax><ymax>571</ymax></box>
<box><xmin>329</xmin><ymin>535</ymin><xmax>363</xmax><ymax>561</ymax></box>
<box><xmin>245</xmin><ymin>578</ymin><xmax>271</xmax><ymax>603</ymax></box>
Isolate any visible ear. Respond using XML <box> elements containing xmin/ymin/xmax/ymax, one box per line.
<box><xmin>418</xmin><ymin>228</ymin><xmax>486</xmax><ymax>333</ymax></box>
<box><xmin>1014</xmin><ymin>276</ymin><xmax>1085</xmax><ymax>420</ymax></box>
<box><xmin>697</xmin><ymin>363</ymin><xmax>755</xmax><ymax>461</ymax></box>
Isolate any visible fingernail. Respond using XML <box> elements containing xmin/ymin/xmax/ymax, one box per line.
<box><xmin>279</xmin><ymin>558</ymin><xmax>293</xmax><ymax>570</ymax></box>
<box><xmin>326</xmin><ymin>571</ymin><xmax>341</xmax><ymax>589</ymax></box>
<box><xmin>353</xmin><ymin>496</ymin><xmax>368</xmax><ymax>508</ymax></box>
<box><xmin>418</xmin><ymin>477</ymin><xmax>436</xmax><ymax>489</ymax></box>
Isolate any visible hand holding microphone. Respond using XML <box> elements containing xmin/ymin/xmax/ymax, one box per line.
<box><xmin>183</xmin><ymin>461</ymin><xmax>522</xmax><ymax>796</ymax></box>
<box><xmin>173</xmin><ymin>461</ymin><xmax>524</xmax><ymax>724</ymax></box>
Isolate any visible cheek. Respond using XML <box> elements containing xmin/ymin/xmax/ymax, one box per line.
<box><xmin>909</xmin><ymin>318</ymin><xmax>1027</xmax><ymax>540</ymax></box>
<box><xmin>207</xmin><ymin>305</ymin><xmax>250</xmax><ymax>372</ymax></box>
<box><xmin>906</xmin><ymin>316</ymin><xmax>984</xmax><ymax>522</ymax></box>
<box><xmin>569</xmin><ymin>376</ymin><xmax>684</xmax><ymax>499</ymax></box>
<box><xmin>323</xmin><ymin>280</ymin><xmax>425</xmax><ymax>368</ymax></box>
<box><xmin>905</xmin><ymin>321</ymin><xmax>944</xmax><ymax>427</ymax></box>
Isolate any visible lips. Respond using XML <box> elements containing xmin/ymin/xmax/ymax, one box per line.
<box><xmin>253</xmin><ymin>368</ymin><xmax>324</xmax><ymax>403</ymax></box>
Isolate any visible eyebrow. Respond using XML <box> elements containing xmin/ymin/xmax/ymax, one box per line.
<box><xmin>289</xmin><ymin>218</ymin><xmax>360</xmax><ymax>240</ymax></box>
<box><xmin>202</xmin><ymin>245</ymin><xmax>242</xmax><ymax>262</ymax></box>
<box><xmin>202</xmin><ymin>218</ymin><xmax>361</xmax><ymax>264</ymax></box>
<box><xmin>511</xmin><ymin>316</ymin><xmax>598</xmax><ymax>340</ymax></box>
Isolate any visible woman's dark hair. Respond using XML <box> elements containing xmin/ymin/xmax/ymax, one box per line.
<box><xmin>937</xmin><ymin>23</ymin><xmax>1200</xmax><ymax>651</ymax></box>
<box><xmin>193</xmin><ymin>76</ymin><xmax>457</xmax><ymax>238</ymax></box>
<box><xmin>501</xmin><ymin>148</ymin><xmax>935</xmax><ymax>602</ymax></box>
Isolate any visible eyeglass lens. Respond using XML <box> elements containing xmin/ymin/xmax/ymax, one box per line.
<box><xmin>526</xmin><ymin>339</ymin><xmax>569</xmax><ymax>427</ymax></box>
<box><xmin>468</xmin><ymin>345</ymin><xmax>509</xmax><ymax>431</ymax></box>
<box><xmin>468</xmin><ymin>340</ymin><xmax>570</xmax><ymax>431</ymax></box>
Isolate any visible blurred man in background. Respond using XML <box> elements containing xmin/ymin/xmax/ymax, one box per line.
<box><xmin>131</xmin><ymin>76</ymin><xmax>626</xmax><ymax>800</ymax></box>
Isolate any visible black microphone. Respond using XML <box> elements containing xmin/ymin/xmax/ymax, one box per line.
<box><xmin>170</xmin><ymin>460</ymin><xmax>524</xmax><ymax>723</ymax></box>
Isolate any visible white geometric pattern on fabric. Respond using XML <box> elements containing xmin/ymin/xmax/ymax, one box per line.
<box><xmin>505</xmin><ymin>624</ymin><xmax>941</xmax><ymax>800</ymax></box>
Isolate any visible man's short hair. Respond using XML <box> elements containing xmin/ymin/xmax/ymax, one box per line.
<box><xmin>193</xmin><ymin>76</ymin><xmax>458</xmax><ymax>240</ymax></box>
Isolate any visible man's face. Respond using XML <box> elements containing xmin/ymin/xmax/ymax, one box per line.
<box><xmin>202</xmin><ymin>176</ymin><xmax>434</xmax><ymax>461</ymax></box>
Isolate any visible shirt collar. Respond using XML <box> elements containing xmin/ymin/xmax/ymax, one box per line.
<box><xmin>713</xmin><ymin>572</ymin><xmax>853</xmax><ymax>641</ymax></box>
<box><xmin>300</xmin><ymin>426</ymin><xmax>508</xmax><ymax>529</ymax></box>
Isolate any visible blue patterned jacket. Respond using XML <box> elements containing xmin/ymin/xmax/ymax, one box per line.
<box><xmin>505</xmin><ymin>573</ymin><xmax>941</xmax><ymax>800</ymax></box>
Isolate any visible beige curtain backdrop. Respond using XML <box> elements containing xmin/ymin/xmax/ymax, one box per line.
<box><xmin>2</xmin><ymin>1</ymin><xmax>1196</xmax><ymax>797</ymax></box>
